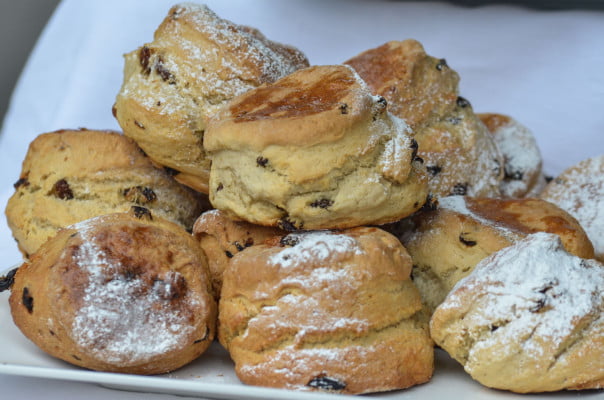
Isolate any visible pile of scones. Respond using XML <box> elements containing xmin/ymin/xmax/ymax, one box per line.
<box><xmin>2</xmin><ymin>3</ymin><xmax>603</xmax><ymax>395</ymax></box>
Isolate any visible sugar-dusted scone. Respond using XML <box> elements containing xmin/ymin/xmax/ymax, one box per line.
<box><xmin>345</xmin><ymin>40</ymin><xmax>503</xmax><ymax>198</ymax></box>
<box><xmin>401</xmin><ymin>196</ymin><xmax>594</xmax><ymax>312</ymax></box>
<box><xmin>192</xmin><ymin>209</ymin><xmax>284</xmax><ymax>297</ymax></box>
<box><xmin>205</xmin><ymin>64</ymin><xmax>428</xmax><ymax>230</ymax></box>
<box><xmin>219</xmin><ymin>227</ymin><xmax>433</xmax><ymax>394</ymax></box>
<box><xmin>114</xmin><ymin>3</ymin><xmax>309</xmax><ymax>193</ymax></box>
<box><xmin>478</xmin><ymin>113</ymin><xmax>546</xmax><ymax>198</ymax></box>
<box><xmin>9</xmin><ymin>208</ymin><xmax>216</xmax><ymax>375</ymax></box>
<box><xmin>540</xmin><ymin>154</ymin><xmax>604</xmax><ymax>262</ymax></box>
<box><xmin>5</xmin><ymin>129</ymin><xmax>206</xmax><ymax>258</ymax></box>
<box><xmin>430</xmin><ymin>233</ymin><xmax>604</xmax><ymax>392</ymax></box>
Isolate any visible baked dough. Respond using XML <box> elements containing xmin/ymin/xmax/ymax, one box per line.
<box><xmin>9</xmin><ymin>209</ymin><xmax>216</xmax><ymax>375</ymax></box>
<box><xmin>205</xmin><ymin>64</ymin><xmax>428</xmax><ymax>230</ymax></box>
<box><xmin>5</xmin><ymin>129</ymin><xmax>206</xmax><ymax>258</ymax></box>
<box><xmin>430</xmin><ymin>232</ymin><xmax>604</xmax><ymax>392</ymax></box>
<box><xmin>219</xmin><ymin>227</ymin><xmax>433</xmax><ymax>394</ymax></box>
<box><xmin>114</xmin><ymin>3</ymin><xmax>309</xmax><ymax>193</ymax></box>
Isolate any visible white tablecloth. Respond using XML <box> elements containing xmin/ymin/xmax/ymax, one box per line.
<box><xmin>1</xmin><ymin>1</ymin><xmax>603</xmax><ymax>399</ymax></box>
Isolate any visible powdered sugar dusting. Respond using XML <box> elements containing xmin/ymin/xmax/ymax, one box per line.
<box><xmin>68</xmin><ymin>222</ymin><xmax>196</xmax><ymax>365</ymax></box>
<box><xmin>443</xmin><ymin>232</ymin><xmax>603</xmax><ymax>362</ymax></box>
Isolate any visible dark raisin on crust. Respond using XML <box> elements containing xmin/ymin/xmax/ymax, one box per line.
<box><xmin>225</xmin><ymin>250</ymin><xmax>234</xmax><ymax>258</ymax></box>
<box><xmin>234</xmin><ymin>242</ymin><xmax>245</xmax><ymax>251</ymax></box>
<box><xmin>278</xmin><ymin>218</ymin><xmax>299</xmax><ymax>231</ymax></box>
<box><xmin>459</xmin><ymin>233</ymin><xmax>477</xmax><ymax>247</ymax></box>
<box><xmin>307</xmin><ymin>375</ymin><xmax>346</xmax><ymax>391</ymax></box>
<box><xmin>13</xmin><ymin>177</ymin><xmax>29</xmax><ymax>190</ymax></box>
<box><xmin>139</xmin><ymin>46</ymin><xmax>152</xmax><ymax>75</ymax></box>
<box><xmin>451</xmin><ymin>183</ymin><xmax>468</xmax><ymax>196</ymax></box>
<box><xmin>529</xmin><ymin>298</ymin><xmax>547</xmax><ymax>313</ymax></box>
<box><xmin>244</xmin><ymin>237</ymin><xmax>254</xmax><ymax>247</ymax></box>
<box><xmin>216</xmin><ymin>183</ymin><xmax>224</xmax><ymax>191</ymax></box>
<box><xmin>544</xmin><ymin>175</ymin><xmax>554</xmax><ymax>183</ymax></box>
<box><xmin>0</xmin><ymin>267</ymin><xmax>18</xmax><ymax>292</ymax></box>
<box><xmin>339</xmin><ymin>103</ymin><xmax>348</xmax><ymax>114</ymax></box>
<box><xmin>409</xmin><ymin>138</ymin><xmax>419</xmax><ymax>160</ymax></box>
<box><xmin>426</xmin><ymin>165</ymin><xmax>442</xmax><ymax>176</ymax></box>
<box><xmin>50</xmin><ymin>179</ymin><xmax>74</xmax><ymax>200</ymax></box>
<box><xmin>420</xmin><ymin>194</ymin><xmax>438</xmax><ymax>212</ymax></box>
<box><xmin>436</xmin><ymin>58</ymin><xmax>448</xmax><ymax>71</ymax></box>
<box><xmin>256</xmin><ymin>156</ymin><xmax>269</xmax><ymax>167</ymax></box>
<box><xmin>279</xmin><ymin>235</ymin><xmax>300</xmax><ymax>247</ymax></box>
<box><xmin>155</xmin><ymin>56</ymin><xmax>176</xmax><ymax>84</ymax></box>
<box><xmin>123</xmin><ymin>186</ymin><xmax>157</xmax><ymax>205</ymax></box>
<box><xmin>310</xmin><ymin>198</ymin><xmax>334</xmax><ymax>209</ymax></box>
<box><xmin>131</xmin><ymin>206</ymin><xmax>153</xmax><ymax>220</ymax></box>
<box><xmin>22</xmin><ymin>287</ymin><xmax>34</xmax><ymax>313</ymax></box>
<box><xmin>456</xmin><ymin>96</ymin><xmax>471</xmax><ymax>108</ymax></box>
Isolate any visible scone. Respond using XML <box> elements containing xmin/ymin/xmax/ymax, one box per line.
<box><xmin>430</xmin><ymin>233</ymin><xmax>604</xmax><ymax>392</ymax></box>
<box><xmin>205</xmin><ymin>64</ymin><xmax>428</xmax><ymax>230</ymax></box>
<box><xmin>478</xmin><ymin>113</ymin><xmax>546</xmax><ymax>198</ymax></box>
<box><xmin>114</xmin><ymin>3</ymin><xmax>309</xmax><ymax>193</ymax></box>
<box><xmin>5</xmin><ymin>129</ymin><xmax>206</xmax><ymax>258</ymax></box>
<box><xmin>192</xmin><ymin>209</ymin><xmax>283</xmax><ymax>297</ymax></box>
<box><xmin>219</xmin><ymin>227</ymin><xmax>433</xmax><ymax>394</ymax></box>
<box><xmin>9</xmin><ymin>208</ymin><xmax>216</xmax><ymax>375</ymax></box>
<box><xmin>401</xmin><ymin>196</ymin><xmax>594</xmax><ymax>312</ymax></box>
<box><xmin>540</xmin><ymin>154</ymin><xmax>604</xmax><ymax>262</ymax></box>
<box><xmin>345</xmin><ymin>40</ymin><xmax>503</xmax><ymax>197</ymax></box>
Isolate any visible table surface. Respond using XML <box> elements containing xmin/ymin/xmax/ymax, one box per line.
<box><xmin>1</xmin><ymin>1</ymin><xmax>603</xmax><ymax>399</ymax></box>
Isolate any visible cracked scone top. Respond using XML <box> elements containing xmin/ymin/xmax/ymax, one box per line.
<box><xmin>430</xmin><ymin>232</ymin><xmax>604</xmax><ymax>392</ymax></box>
<box><xmin>205</xmin><ymin>64</ymin><xmax>428</xmax><ymax>230</ymax></box>
<box><xmin>345</xmin><ymin>40</ymin><xmax>503</xmax><ymax>197</ymax></box>
<box><xmin>114</xmin><ymin>3</ymin><xmax>309</xmax><ymax>193</ymax></box>
<box><xmin>218</xmin><ymin>227</ymin><xmax>433</xmax><ymax>394</ymax></box>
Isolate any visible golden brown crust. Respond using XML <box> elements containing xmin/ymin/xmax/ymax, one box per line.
<box><xmin>5</xmin><ymin>129</ymin><xmax>206</xmax><ymax>257</ymax></box>
<box><xmin>219</xmin><ymin>227</ymin><xmax>433</xmax><ymax>394</ymax></box>
<box><xmin>9</xmin><ymin>210</ymin><xmax>216</xmax><ymax>375</ymax></box>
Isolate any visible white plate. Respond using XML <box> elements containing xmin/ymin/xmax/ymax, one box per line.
<box><xmin>0</xmin><ymin>271</ymin><xmax>599</xmax><ymax>400</ymax></box>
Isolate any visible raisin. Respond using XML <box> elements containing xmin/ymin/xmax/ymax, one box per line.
<box><xmin>436</xmin><ymin>58</ymin><xmax>448</xmax><ymax>71</ymax></box>
<box><xmin>279</xmin><ymin>235</ymin><xmax>300</xmax><ymax>247</ymax></box>
<box><xmin>234</xmin><ymin>242</ymin><xmax>245</xmax><ymax>251</ymax></box>
<box><xmin>111</xmin><ymin>104</ymin><xmax>117</xmax><ymax>118</ymax></box>
<box><xmin>420</xmin><ymin>194</ymin><xmax>438</xmax><ymax>212</ymax></box>
<box><xmin>50</xmin><ymin>179</ymin><xmax>74</xmax><ymax>200</ymax></box>
<box><xmin>456</xmin><ymin>96</ymin><xmax>471</xmax><ymax>108</ymax></box>
<box><xmin>256</xmin><ymin>156</ymin><xmax>269</xmax><ymax>167</ymax></box>
<box><xmin>244</xmin><ymin>237</ymin><xmax>254</xmax><ymax>247</ymax></box>
<box><xmin>490</xmin><ymin>325</ymin><xmax>499</xmax><ymax>332</ymax></box>
<box><xmin>13</xmin><ymin>177</ymin><xmax>29</xmax><ymax>189</ymax></box>
<box><xmin>22</xmin><ymin>287</ymin><xmax>34</xmax><ymax>313</ymax></box>
<box><xmin>123</xmin><ymin>186</ymin><xmax>157</xmax><ymax>205</ymax></box>
<box><xmin>339</xmin><ymin>103</ymin><xmax>348</xmax><ymax>114</ymax></box>
<box><xmin>225</xmin><ymin>250</ymin><xmax>234</xmax><ymax>258</ymax></box>
<box><xmin>426</xmin><ymin>165</ymin><xmax>442</xmax><ymax>176</ymax></box>
<box><xmin>529</xmin><ymin>298</ymin><xmax>546</xmax><ymax>313</ymax></box>
<box><xmin>155</xmin><ymin>56</ymin><xmax>176</xmax><ymax>84</ymax></box>
<box><xmin>216</xmin><ymin>183</ymin><xmax>224</xmax><ymax>191</ymax></box>
<box><xmin>139</xmin><ymin>46</ymin><xmax>152</xmax><ymax>75</ymax></box>
<box><xmin>0</xmin><ymin>267</ymin><xmax>18</xmax><ymax>292</ymax></box>
<box><xmin>307</xmin><ymin>375</ymin><xmax>346</xmax><ymax>391</ymax></box>
<box><xmin>278</xmin><ymin>218</ymin><xmax>299</xmax><ymax>231</ymax></box>
<box><xmin>131</xmin><ymin>206</ymin><xmax>152</xmax><ymax>220</ymax></box>
<box><xmin>72</xmin><ymin>355</ymin><xmax>82</xmax><ymax>361</ymax></box>
<box><xmin>409</xmin><ymin>138</ymin><xmax>419</xmax><ymax>160</ymax></box>
<box><xmin>544</xmin><ymin>175</ymin><xmax>554</xmax><ymax>183</ymax></box>
<box><xmin>451</xmin><ymin>183</ymin><xmax>468</xmax><ymax>196</ymax></box>
<box><xmin>309</xmin><ymin>198</ymin><xmax>334</xmax><ymax>209</ymax></box>
<box><xmin>459</xmin><ymin>233</ymin><xmax>477</xmax><ymax>247</ymax></box>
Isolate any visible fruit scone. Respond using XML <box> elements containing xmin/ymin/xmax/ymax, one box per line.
<box><xmin>204</xmin><ymin>64</ymin><xmax>428</xmax><ymax>230</ymax></box>
<box><xmin>399</xmin><ymin>196</ymin><xmax>594</xmax><ymax>312</ymax></box>
<box><xmin>345</xmin><ymin>39</ymin><xmax>504</xmax><ymax>198</ymax></box>
<box><xmin>5</xmin><ymin>129</ymin><xmax>206</xmax><ymax>258</ymax></box>
<box><xmin>431</xmin><ymin>232</ymin><xmax>604</xmax><ymax>392</ymax></box>
<box><xmin>7</xmin><ymin>208</ymin><xmax>216</xmax><ymax>375</ymax></box>
<box><xmin>114</xmin><ymin>3</ymin><xmax>309</xmax><ymax>193</ymax></box>
<box><xmin>219</xmin><ymin>227</ymin><xmax>433</xmax><ymax>394</ymax></box>
<box><xmin>540</xmin><ymin>154</ymin><xmax>604</xmax><ymax>262</ymax></box>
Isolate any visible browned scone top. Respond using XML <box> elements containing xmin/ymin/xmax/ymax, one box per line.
<box><xmin>402</xmin><ymin>196</ymin><xmax>594</xmax><ymax>313</ymax></box>
<box><xmin>219</xmin><ymin>227</ymin><xmax>433</xmax><ymax>394</ymax></box>
<box><xmin>206</xmin><ymin>64</ymin><xmax>428</xmax><ymax>230</ymax></box>
<box><xmin>192</xmin><ymin>209</ymin><xmax>284</xmax><ymax>297</ymax></box>
<box><xmin>114</xmin><ymin>3</ymin><xmax>309</xmax><ymax>193</ymax></box>
<box><xmin>345</xmin><ymin>40</ymin><xmax>503</xmax><ymax>198</ymax></box>
<box><xmin>9</xmin><ymin>209</ymin><xmax>216</xmax><ymax>375</ymax></box>
<box><xmin>5</xmin><ymin>129</ymin><xmax>206</xmax><ymax>258</ymax></box>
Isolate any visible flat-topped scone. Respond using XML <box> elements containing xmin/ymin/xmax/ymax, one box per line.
<box><xmin>5</xmin><ymin>129</ymin><xmax>206</xmax><ymax>258</ymax></box>
<box><xmin>430</xmin><ymin>233</ymin><xmax>604</xmax><ymax>392</ymax></box>
<box><xmin>401</xmin><ymin>196</ymin><xmax>594</xmax><ymax>312</ymax></box>
<box><xmin>540</xmin><ymin>154</ymin><xmax>604</xmax><ymax>262</ymax></box>
<box><xmin>219</xmin><ymin>227</ymin><xmax>433</xmax><ymax>394</ymax></box>
<box><xmin>192</xmin><ymin>209</ymin><xmax>284</xmax><ymax>297</ymax></box>
<box><xmin>345</xmin><ymin>40</ymin><xmax>503</xmax><ymax>198</ymax></box>
<box><xmin>114</xmin><ymin>3</ymin><xmax>309</xmax><ymax>193</ymax></box>
<box><xmin>205</xmin><ymin>64</ymin><xmax>428</xmax><ymax>230</ymax></box>
<box><xmin>478</xmin><ymin>113</ymin><xmax>546</xmax><ymax>198</ymax></box>
<box><xmin>9</xmin><ymin>209</ymin><xmax>216</xmax><ymax>375</ymax></box>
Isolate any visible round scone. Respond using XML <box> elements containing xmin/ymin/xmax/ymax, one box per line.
<box><xmin>430</xmin><ymin>233</ymin><xmax>604</xmax><ymax>392</ymax></box>
<box><xmin>401</xmin><ymin>196</ymin><xmax>594</xmax><ymax>313</ymax></box>
<box><xmin>478</xmin><ymin>113</ymin><xmax>546</xmax><ymax>198</ymax></box>
<box><xmin>5</xmin><ymin>129</ymin><xmax>206</xmax><ymax>258</ymax></box>
<box><xmin>192</xmin><ymin>209</ymin><xmax>284</xmax><ymax>297</ymax></box>
<box><xmin>540</xmin><ymin>154</ymin><xmax>604</xmax><ymax>262</ymax></box>
<box><xmin>219</xmin><ymin>227</ymin><xmax>433</xmax><ymax>394</ymax></box>
<box><xmin>113</xmin><ymin>3</ymin><xmax>309</xmax><ymax>193</ymax></box>
<box><xmin>345</xmin><ymin>40</ymin><xmax>503</xmax><ymax>198</ymax></box>
<box><xmin>9</xmin><ymin>208</ymin><xmax>216</xmax><ymax>375</ymax></box>
<box><xmin>205</xmin><ymin>64</ymin><xmax>428</xmax><ymax>230</ymax></box>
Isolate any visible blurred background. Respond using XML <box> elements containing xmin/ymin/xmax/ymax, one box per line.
<box><xmin>1</xmin><ymin>0</ymin><xmax>603</xmax><ymax>128</ymax></box>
